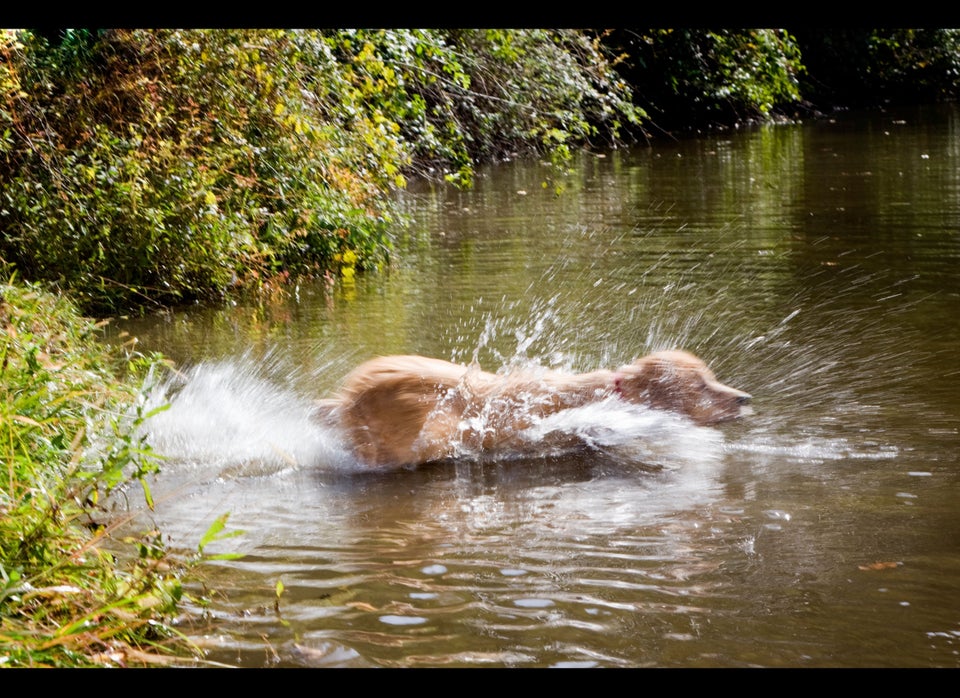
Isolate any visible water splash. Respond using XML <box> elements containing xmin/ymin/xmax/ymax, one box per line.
<box><xmin>139</xmin><ymin>355</ymin><xmax>355</xmax><ymax>477</ymax></box>
<box><xmin>728</xmin><ymin>434</ymin><xmax>900</xmax><ymax>463</ymax></box>
<box><xmin>509</xmin><ymin>397</ymin><xmax>725</xmax><ymax>470</ymax></box>
<box><xmin>133</xmin><ymin>249</ymin><xmax>925</xmax><ymax>478</ymax></box>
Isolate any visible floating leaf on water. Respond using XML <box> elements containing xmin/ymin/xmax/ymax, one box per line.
<box><xmin>858</xmin><ymin>561</ymin><xmax>902</xmax><ymax>571</ymax></box>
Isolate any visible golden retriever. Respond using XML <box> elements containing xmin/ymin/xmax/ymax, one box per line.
<box><xmin>314</xmin><ymin>350</ymin><xmax>751</xmax><ymax>469</ymax></box>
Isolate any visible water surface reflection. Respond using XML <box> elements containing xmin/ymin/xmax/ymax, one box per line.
<box><xmin>109</xmin><ymin>106</ymin><xmax>960</xmax><ymax>667</ymax></box>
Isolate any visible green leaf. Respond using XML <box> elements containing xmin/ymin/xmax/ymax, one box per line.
<box><xmin>197</xmin><ymin>512</ymin><xmax>245</xmax><ymax>556</ymax></box>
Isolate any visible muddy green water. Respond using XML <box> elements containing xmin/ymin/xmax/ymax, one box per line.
<box><xmin>107</xmin><ymin>105</ymin><xmax>960</xmax><ymax>667</ymax></box>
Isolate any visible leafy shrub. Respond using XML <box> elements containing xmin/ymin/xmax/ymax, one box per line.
<box><xmin>791</xmin><ymin>29</ymin><xmax>960</xmax><ymax>107</ymax></box>
<box><xmin>0</xmin><ymin>29</ymin><xmax>643</xmax><ymax>315</ymax></box>
<box><xmin>605</xmin><ymin>29</ymin><xmax>804</xmax><ymax>129</ymax></box>
<box><xmin>0</xmin><ymin>30</ymin><xmax>396</xmax><ymax>314</ymax></box>
<box><xmin>0</xmin><ymin>279</ymin><xmax>196</xmax><ymax>666</ymax></box>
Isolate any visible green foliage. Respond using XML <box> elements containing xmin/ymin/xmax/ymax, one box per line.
<box><xmin>435</xmin><ymin>30</ymin><xmax>646</xmax><ymax>181</ymax></box>
<box><xmin>606</xmin><ymin>29</ymin><xmax>804</xmax><ymax>129</ymax></box>
<box><xmin>791</xmin><ymin>29</ymin><xmax>960</xmax><ymax>107</ymax></box>
<box><xmin>0</xmin><ymin>29</ymin><xmax>642</xmax><ymax>315</ymax></box>
<box><xmin>197</xmin><ymin>513</ymin><xmax>244</xmax><ymax>561</ymax></box>
<box><xmin>0</xmin><ymin>30</ymin><xmax>397</xmax><ymax>315</ymax></box>
<box><xmin>0</xmin><ymin>280</ymin><xmax>201</xmax><ymax>666</ymax></box>
<box><xmin>320</xmin><ymin>29</ymin><xmax>474</xmax><ymax>186</ymax></box>
<box><xmin>321</xmin><ymin>29</ymin><xmax>644</xmax><ymax>186</ymax></box>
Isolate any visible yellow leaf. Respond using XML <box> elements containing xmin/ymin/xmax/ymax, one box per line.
<box><xmin>858</xmin><ymin>561</ymin><xmax>901</xmax><ymax>571</ymax></box>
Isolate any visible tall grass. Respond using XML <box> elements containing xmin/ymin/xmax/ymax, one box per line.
<box><xmin>0</xmin><ymin>279</ymin><xmax>202</xmax><ymax>667</ymax></box>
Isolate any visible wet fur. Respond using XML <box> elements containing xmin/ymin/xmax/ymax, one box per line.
<box><xmin>315</xmin><ymin>350</ymin><xmax>751</xmax><ymax>469</ymax></box>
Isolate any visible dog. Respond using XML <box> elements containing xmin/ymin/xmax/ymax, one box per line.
<box><xmin>314</xmin><ymin>350</ymin><xmax>751</xmax><ymax>469</ymax></box>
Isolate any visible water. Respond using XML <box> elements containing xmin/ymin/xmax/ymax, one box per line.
<box><xmin>105</xmin><ymin>105</ymin><xmax>960</xmax><ymax>667</ymax></box>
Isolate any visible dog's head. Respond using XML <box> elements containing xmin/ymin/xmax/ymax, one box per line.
<box><xmin>613</xmin><ymin>350</ymin><xmax>752</xmax><ymax>425</ymax></box>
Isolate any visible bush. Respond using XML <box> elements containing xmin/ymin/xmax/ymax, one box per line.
<box><xmin>0</xmin><ymin>30</ymin><xmax>396</xmax><ymax>314</ymax></box>
<box><xmin>791</xmin><ymin>29</ymin><xmax>960</xmax><ymax>108</ymax></box>
<box><xmin>0</xmin><ymin>29</ymin><xmax>643</xmax><ymax>315</ymax></box>
<box><xmin>604</xmin><ymin>29</ymin><xmax>804</xmax><ymax>129</ymax></box>
<box><xmin>0</xmin><ymin>279</ymin><xmax>198</xmax><ymax>667</ymax></box>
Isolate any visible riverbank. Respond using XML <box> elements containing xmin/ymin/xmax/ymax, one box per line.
<box><xmin>0</xmin><ymin>281</ymin><xmax>211</xmax><ymax>666</ymax></box>
<box><xmin>4</xmin><ymin>30</ymin><xmax>958</xmax><ymax>319</ymax></box>
<box><xmin>0</xmin><ymin>29</ymin><xmax>646</xmax><ymax>316</ymax></box>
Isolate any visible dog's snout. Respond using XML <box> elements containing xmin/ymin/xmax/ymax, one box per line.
<box><xmin>737</xmin><ymin>393</ymin><xmax>752</xmax><ymax>405</ymax></box>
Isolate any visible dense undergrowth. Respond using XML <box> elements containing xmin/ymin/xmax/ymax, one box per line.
<box><xmin>0</xmin><ymin>28</ymin><xmax>646</xmax><ymax>316</ymax></box>
<box><xmin>0</xmin><ymin>280</ymin><xmax>218</xmax><ymax>666</ymax></box>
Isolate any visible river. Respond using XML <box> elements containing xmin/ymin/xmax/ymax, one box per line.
<box><xmin>105</xmin><ymin>104</ymin><xmax>960</xmax><ymax>667</ymax></box>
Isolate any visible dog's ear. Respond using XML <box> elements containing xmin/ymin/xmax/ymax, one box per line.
<box><xmin>616</xmin><ymin>353</ymin><xmax>706</xmax><ymax>414</ymax></box>
<box><xmin>614</xmin><ymin>357</ymin><xmax>663</xmax><ymax>403</ymax></box>
<box><xmin>621</xmin><ymin>355</ymin><xmax>674</xmax><ymax>380</ymax></box>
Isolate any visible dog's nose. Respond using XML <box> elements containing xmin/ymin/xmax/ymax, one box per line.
<box><xmin>736</xmin><ymin>394</ymin><xmax>752</xmax><ymax>405</ymax></box>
